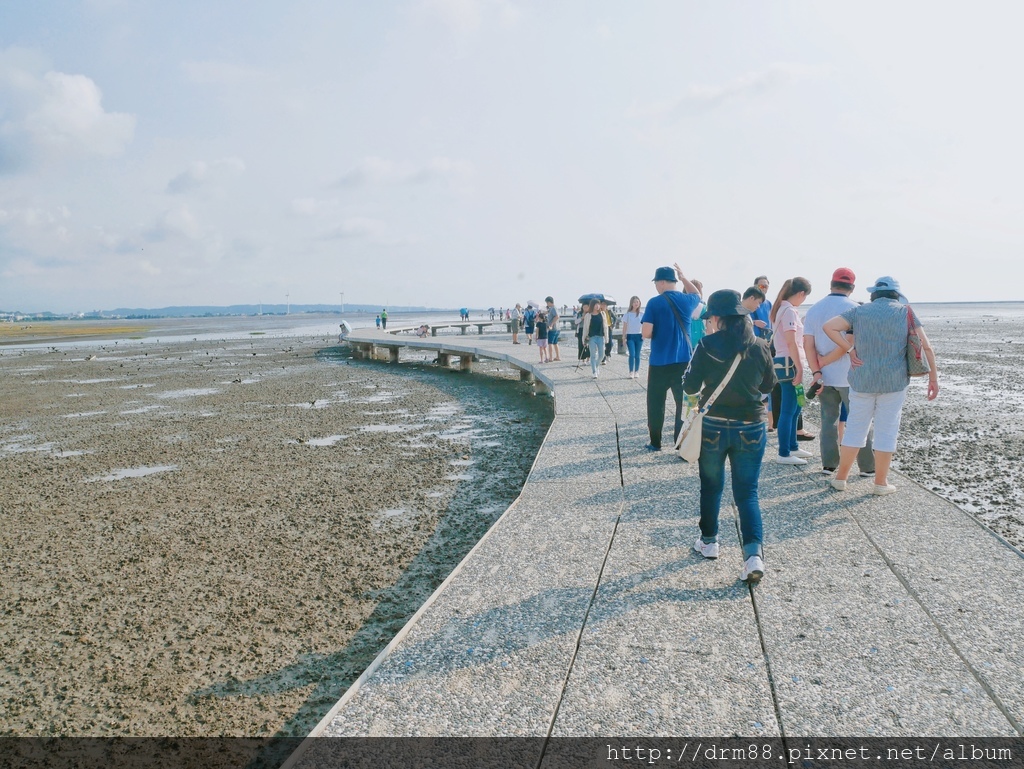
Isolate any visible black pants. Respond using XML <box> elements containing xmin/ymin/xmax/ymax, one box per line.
<box><xmin>647</xmin><ymin>362</ymin><xmax>687</xmax><ymax>448</ymax></box>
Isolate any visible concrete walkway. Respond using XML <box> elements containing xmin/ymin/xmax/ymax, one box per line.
<box><xmin>288</xmin><ymin>330</ymin><xmax>1024</xmax><ymax>764</ymax></box>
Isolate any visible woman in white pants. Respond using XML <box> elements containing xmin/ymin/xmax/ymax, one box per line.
<box><xmin>822</xmin><ymin>276</ymin><xmax>939</xmax><ymax>495</ymax></box>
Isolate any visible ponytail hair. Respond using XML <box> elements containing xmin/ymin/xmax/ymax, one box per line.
<box><xmin>769</xmin><ymin>276</ymin><xmax>812</xmax><ymax>324</ymax></box>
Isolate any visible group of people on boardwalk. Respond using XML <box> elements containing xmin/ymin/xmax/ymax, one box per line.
<box><xmin>509</xmin><ymin>299</ymin><xmax>563</xmax><ymax>362</ymax></box>
<box><xmin>510</xmin><ymin>263</ymin><xmax>939</xmax><ymax>586</ymax></box>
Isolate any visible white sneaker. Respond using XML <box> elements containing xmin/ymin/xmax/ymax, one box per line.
<box><xmin>873</xmin><ymin>484</ymin><xmax>898</xmax><ymax>495</ymax></box>
<box><xmin>693</xmin><ymin>536</ymin><xmax>719</xmax><ymax>559</ymax></box>
<box><xmin>792</xmin><ymin>449</ymin><xmax>813</xmax><ymax>458</ymax></box>
<box><xmin>741</xmin><ymin>555</ymin><xmax>765</xmax><ymax>584</ymax></box>
<box><xmin>776</xmin><ymin>455</ymin><xmax>807</xmax><ymax>465</ymax></box>
<box><xmin>829</xmin><ymin>477</ymin><xmax>847</xmax><ymax>491</ymax></box>
<box><xmin>592</xmin><ymin>372</ymin><xmax>599</xmax><ymax>379</ymax></box>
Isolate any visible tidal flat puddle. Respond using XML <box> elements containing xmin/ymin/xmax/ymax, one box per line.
<box><xmin>120</xmin><ymin>405</ymin><xmax>164</xmax><ymax>414</ymax></box>
<box><xmin>156</xmin><ymin>388</ymin><xmax>220</xmax><ymax>399</ymax></box>
<box><xmin>86</xmin><ymin>465</ymin><xmax>178</xmax><ymax>482</ymax></box>
<box><xmin>360</xmin><ymin>424</ymin><xmax>426</xmax><ymax>433</ymax></box>
<box><xmin>1</xmin><ymin>439</ymin><xmax>56</xmax><ymax>454</ymax></box>
<box><xmin>298</xmin><ymin>435</ymin><xmax>348</xmax><ymax>446</ymax></box>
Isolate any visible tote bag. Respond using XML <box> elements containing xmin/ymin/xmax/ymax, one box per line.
<box><xmin>906</xmin><ymin>306</ymin><xmax>930</xmax><ymax>377</ymax></box>
<box><xmin>675</xmin><ymin>354</ymin><xmax>742</xmax><ymax>462</ymax></box>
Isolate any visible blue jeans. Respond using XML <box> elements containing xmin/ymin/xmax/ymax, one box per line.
<box><xmin>698</xmin><ymin>417</ymin><xmax>766</xmax><ymax>558</ymax></box>
<box><xmin>777</xmin><ymin>380</ymin><xmax>801</xmax><ymax>457</ymax></box>
<box><xmin>588</xmin><ymin>336</ymin><xmax>605</xmax><ymax>375</ymax></box>
<box><xmin>626</xmin><ymin>334</ymin><xmax>643</xmax><ymax>372</ymax></box>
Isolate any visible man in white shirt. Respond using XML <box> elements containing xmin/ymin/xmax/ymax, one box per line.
<box><xmin>802</xmin><ymin>268</ymin><xmax>875</xmax><ymax>475</ymax></box>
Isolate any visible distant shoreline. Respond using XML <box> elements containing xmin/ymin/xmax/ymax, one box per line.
<box><xmin>7</xmin><ymin>298</ymin><xmax>1024</xmax><ymax>323</ymax></box>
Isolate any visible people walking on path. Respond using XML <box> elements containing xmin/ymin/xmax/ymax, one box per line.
<box><xmin>511</xmin><ymin>304</ymin><xmax>522</xmax><ymax>344</ymax></box>
<box><xmin>641</xmin><ymin>263</ymin><xmax>702</xmax><ymax>451</ymax></box>
<box><xmin>802</xmin><ymin>268</ymin><xmax>876</xmax><ymax>476</ymax></box>
<box><xmin>524</xmin><ymin>304</ymin><xmax>537</xmax><ymax>345</ymax></box>
<box><xmin>582</xmin><ymin>300</ymin><xmax>608</xmax><ymax>378</ymax></box>
<box><xmin>750</xmin><ymin>276</ymin><xmax>772</xmax><ymax>340</ymax></box>
<box><xmin>683</xmin><ymin>289</ymin><xmax>776</xmax><ymax>584</ymax></box>
<box><xmin>545</xmin><ymin>297</ymin><xmax>562</xmax><ymax>361</ymax></box>
<box><xmin>823</xmin><ymin>276</ymin><xmax>939</xmax><ymax>495</ymax></box>
<box><xmin>380</xmin><ymin>309</ymin><xmax>388</xmax><ymax>330</ymax></box>
<box><xmin>690</xmin><ymin>279</ymin><xmax>707</xmax><ymax>348</ymax></box>
<box><xmin>600</xmin><ymin>299</ymin><xmax>615</xmax><ymax>363</ymax></box>
<box><xmin>375</xmin><ymin>315</ymin><xmax>381</xmax><ymax>329</ymax></box>
<box><xmin>622</xmin><ymin>295</ymin><xmax>644</xmax><ymax>378</ymax></box>
<box><xmin>770</xmin><ymin>278</ymin><xmax>813</xmax><ymax>465</ymax></box>
<box><xmin>535</xmin><ymin>312</ymin><xmax>550</xmax><ymax>362</ymax></box>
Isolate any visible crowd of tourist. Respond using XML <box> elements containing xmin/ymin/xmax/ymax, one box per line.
<box><xmin>498</xmin><ymin>264</ymin><xmax>939</xmax><ymax>586</ymax></box>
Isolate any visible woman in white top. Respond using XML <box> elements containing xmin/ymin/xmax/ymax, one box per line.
<box><xmin>621</xmin><ymin>295</ymin><xmax>644</xmax><ymax>378</ymax></box>
<box><xmin>770</xmin><ymin>277</ymin><xmax>813</xmax><ymax>464</ymax></box>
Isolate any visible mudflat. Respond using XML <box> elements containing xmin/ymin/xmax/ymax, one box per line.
<box><xmin>0</xmin><ymin>332</ymin><xmax>551</xmax><ymax>737</ymax></box>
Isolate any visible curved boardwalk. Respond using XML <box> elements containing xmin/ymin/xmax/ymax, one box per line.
<box><xmin>288</xmin><ymin>329</ymin><xmax>1024</xmax><ymax>765</ymax></box>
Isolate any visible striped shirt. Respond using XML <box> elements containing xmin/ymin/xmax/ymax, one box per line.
<box><xmin>841</xmin><ymin>298</ymin><xmax>922</xmax><ymax>394</ymax></box>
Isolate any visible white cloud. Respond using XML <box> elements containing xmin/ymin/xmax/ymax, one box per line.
<box><xmin>334</xmin><ymin>155</ymin><xmax>472</xmax><ymax>187</ymax></box>
<box><xmin>145</xmin><ymin>205</ymin><xmax>204</xmax><ymax>242</ymax></box>
<box><xmin>166</xmin><ymin>157</ymin><xmax>245</xmax><ymax>194</ymax></box>
<box><xmin>0</xmin><ymin>204</ymin><xmax>71</xmax><ymax>229</ymax></box>
<box><xmin>180</xmin><ymin>60</ymin><xmax>269</xmax><ymax>86</ymax></box>
<box><xmin>0</xmin><ymin>53</ymin><xmax>135</xmax><ymax>172</ymax></box>
<box><xmin>629</xmin><ymin>63</ymin><xmax>827</xmax><ymax>121</ymax></box>
<box><xmin>291</xmin><ymin>197</ymin><xmax>340</xmax><ymax>216</ymax></box>
<box><xmin>320</xmin><ymin>217</ymin><xmax>385</xmax><ymax>240</ymax></box>
<box><xmin>420</xmin><ymin>0</ymin><xmax>521</xmax><ymax>35</ymax></box>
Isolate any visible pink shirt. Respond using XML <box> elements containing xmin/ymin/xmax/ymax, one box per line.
<box><xmin>772</xmin><ymin>300</ymin><xmax>804</xmax><ymax>361</ymax></box>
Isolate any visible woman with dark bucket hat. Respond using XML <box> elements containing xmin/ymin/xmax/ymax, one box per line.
<box><xmin>822</xmin><ymin>276</ymin><xmax>939</xmax><ymax>495</ymax></box>
<box><xmin>683</xmin><ymin>289</ymin><xmax>777</xmax><ymax>583</ymax></box>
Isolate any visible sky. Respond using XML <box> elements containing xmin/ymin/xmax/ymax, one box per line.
<box><xmin>2</xmin><ymin>0</ymin><xmax>1023</xmax><ymax>313</ymax></box>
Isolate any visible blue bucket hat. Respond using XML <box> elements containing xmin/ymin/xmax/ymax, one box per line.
<box><xmin>866</xmin><ymin>276</ymin><xmax>900</xmax><ymax>294</ymax></box>
<box><xmin>652</xmin><ymin>266</ymin><xmax>677</xmax><ymax>282</ymax></box>
<box><xmin>866</xmin><ymin>275</ymin><xmax>908</xmax><ymax>302</ymax></box>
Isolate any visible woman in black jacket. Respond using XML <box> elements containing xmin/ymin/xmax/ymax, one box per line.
<box><xmin>683</xmin><ymin>289</ymin><xmax>777</xmax><ymax>584</ymax></box>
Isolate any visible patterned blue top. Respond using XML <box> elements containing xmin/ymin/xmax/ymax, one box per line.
<box><xmin>840</xmin><ymin>298</ymin><xmax>922</xmax><ymax>394</ymax></box>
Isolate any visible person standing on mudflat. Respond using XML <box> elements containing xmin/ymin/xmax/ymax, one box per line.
<box><xmin>641</xmin><ymin>263</ymin><xmax>701</xmax><ymax>451</ymax></box>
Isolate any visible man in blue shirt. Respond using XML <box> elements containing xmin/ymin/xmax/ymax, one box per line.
<box><xmin>641</xmin><ymin>263</ymin><xmax>702</xmax><ymax>450</ymax></box>
<box><xmin>750</xmin><ymin>275</ymin><xmax>772</xmax><ymax>339</ymax></box>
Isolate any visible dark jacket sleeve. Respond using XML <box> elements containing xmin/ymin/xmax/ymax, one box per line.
<box><xmin>759</xmin><ymin>342</ymin><xmax>777</xmax><ymax>394</ymax></box>
<box><xmin>682</xmin><ymin>344</ymin><xmax>708</xmax><ymax>395</ymax></box>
